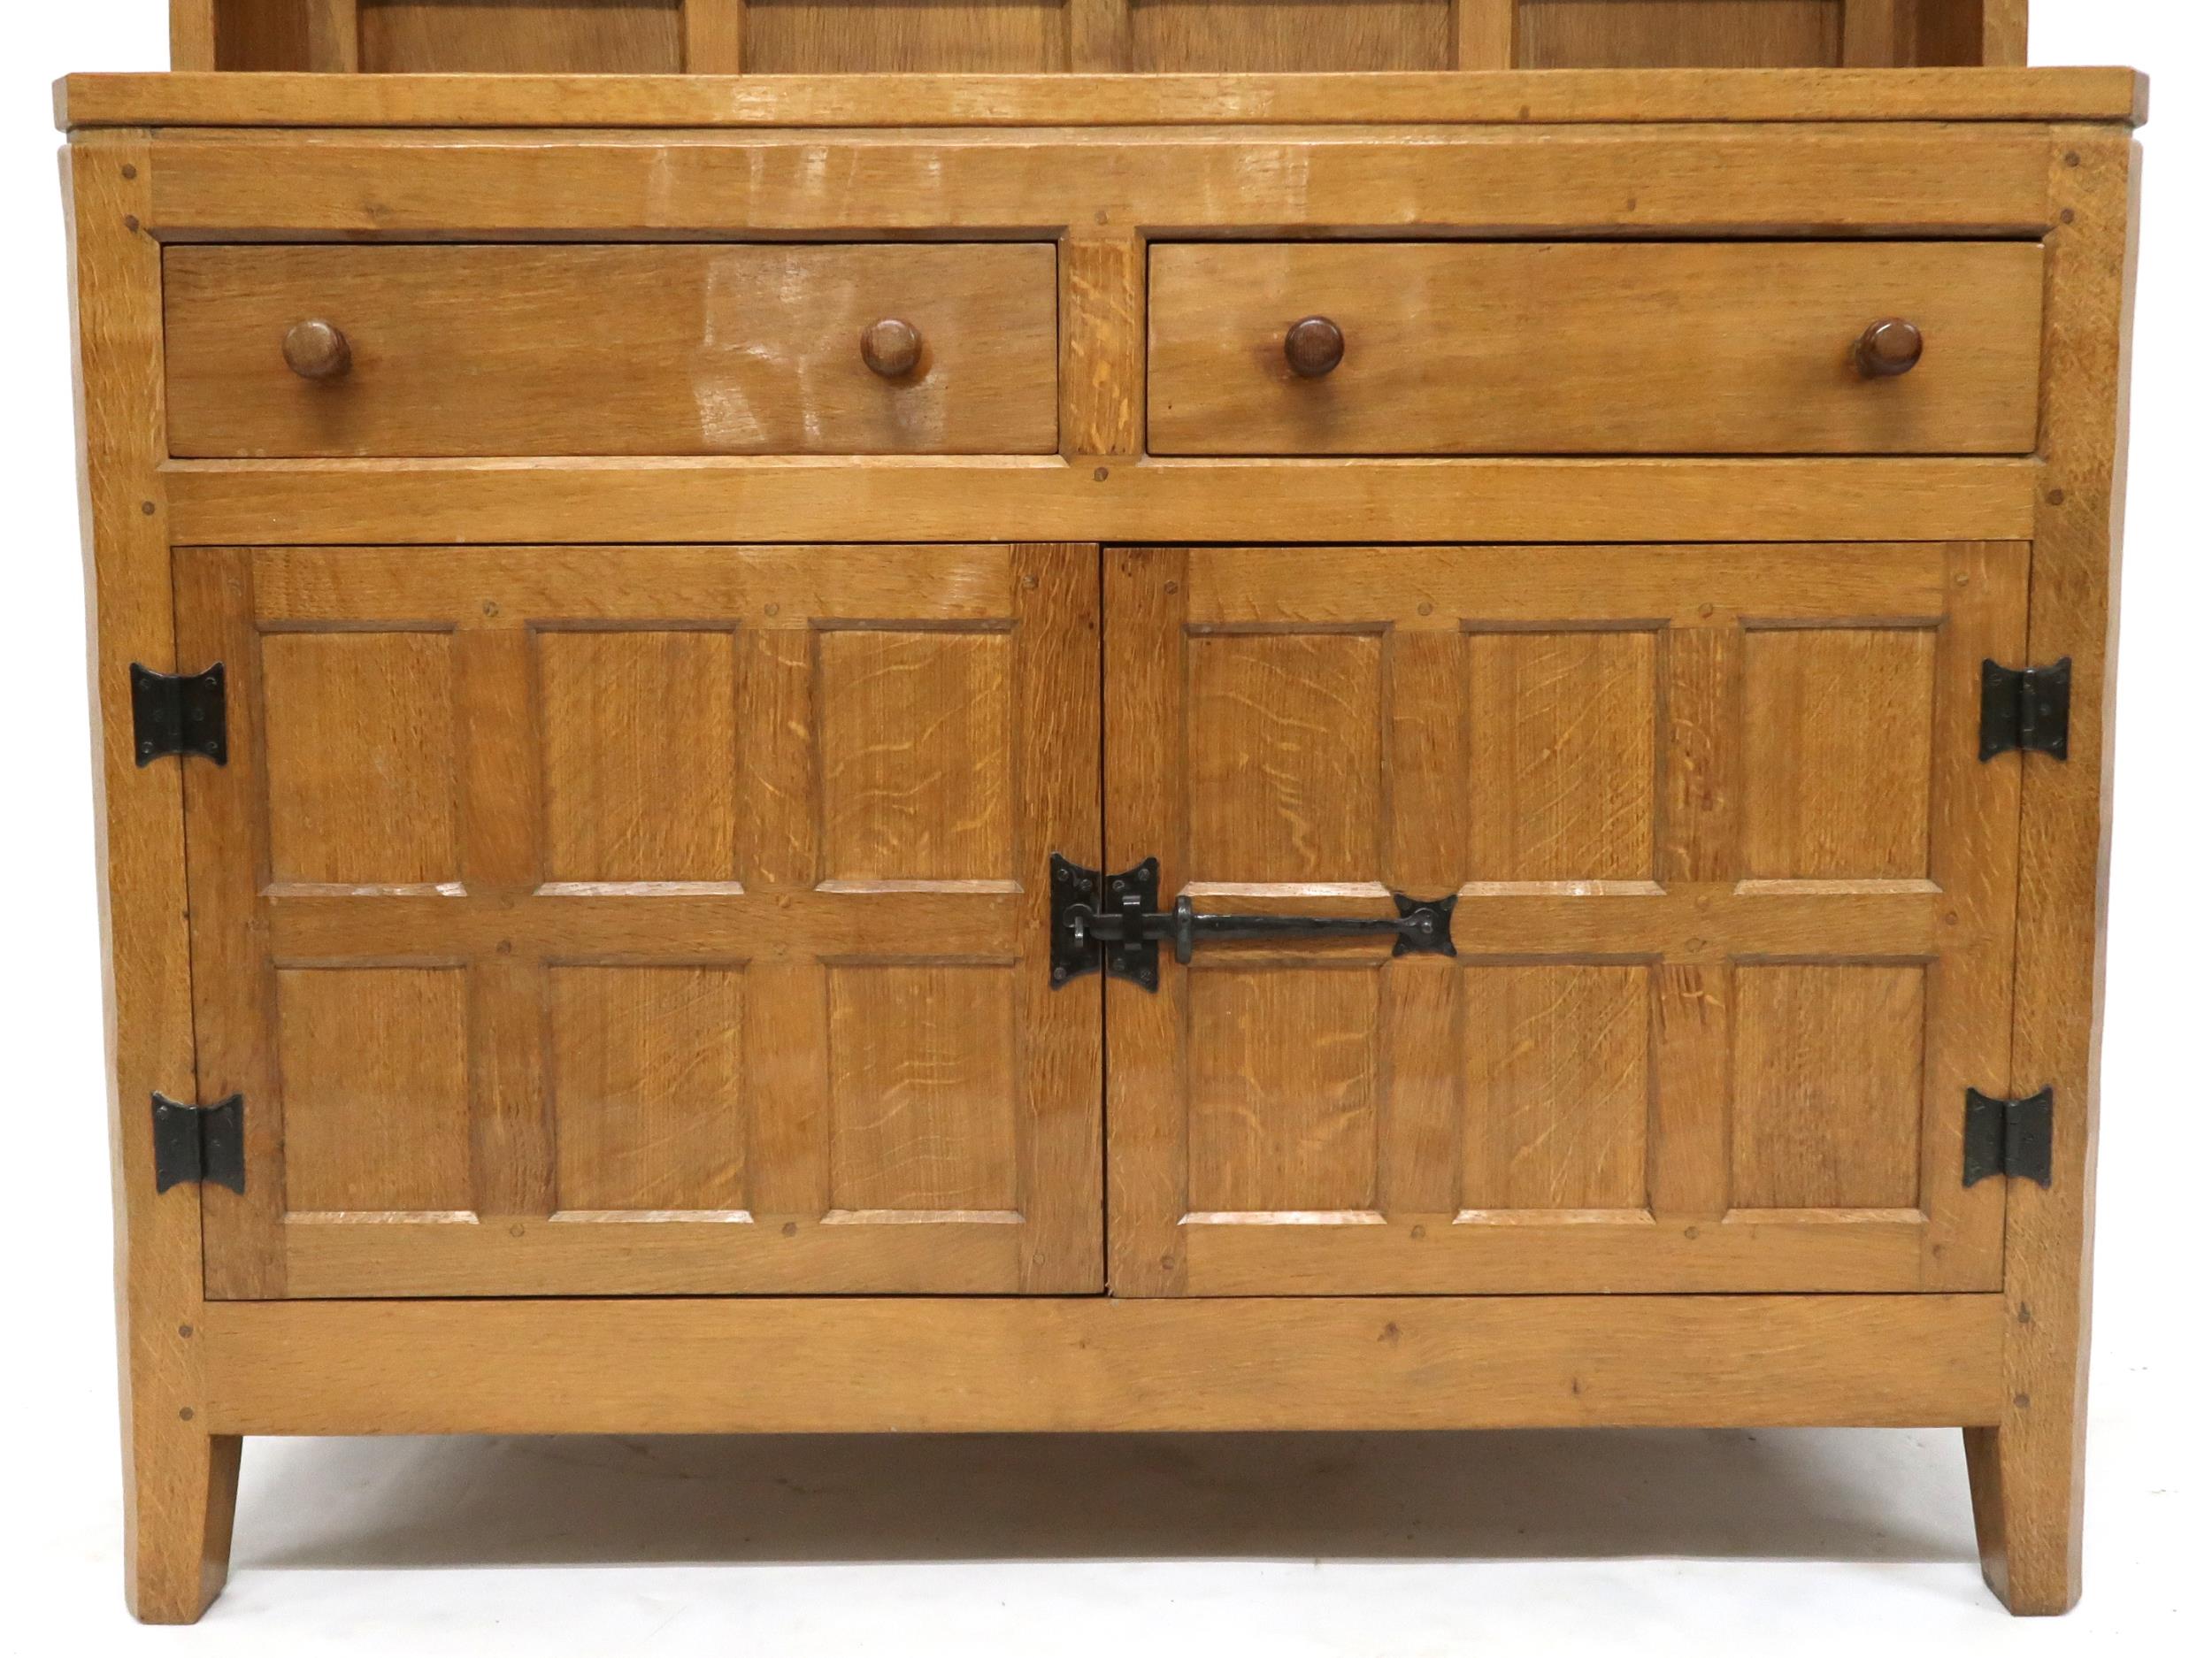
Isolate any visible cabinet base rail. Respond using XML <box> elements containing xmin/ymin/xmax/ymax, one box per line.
<box><xmin>185</xmin><ymin>1293</ymin><xmax>2005</xmax><ymax>1436</ymax></box>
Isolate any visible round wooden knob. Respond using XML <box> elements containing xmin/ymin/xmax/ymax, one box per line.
<box><xmin>1284</xmin><ymin>316</ymin><xmax>1345</xmax><ymax>379</ymax></box>
<box><xmin>860</xmin><ymin>318</ymin><xmax>922</xmax><ymax>379</ymax></box>
<box><xmin>1854</xmin><ymin>319</ymin><xmax>1924</xmax><ymax>379</ymax></box>
<box><xmin>282</xmin><ymin>320</ymin><xmax>352</xmax><ymax>382</ymax></box>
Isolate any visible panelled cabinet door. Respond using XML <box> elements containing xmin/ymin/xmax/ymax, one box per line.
<box><xmin>175</xmin><ymin>544</ymin><xmax>1102</xmax><ymax>1298</ymax></box>
<box><xmin>1105</xmin><ymin>543</ymin><xmax>2025</xmax><ymax>1296</ymax></box>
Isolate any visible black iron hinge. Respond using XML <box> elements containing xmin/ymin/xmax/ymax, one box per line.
<box><xmin>131</xmin><ymin>663</ymin><xmax>227</xmax><ymax>766</ymax></box>
<box><xmin>1962</xmin><ymin>1087</ymin><xmax>2054</xmax><ymax>1188</ymax></box>
<box><xmin>1979</xmin><ymin>657</ymin><xmax>2071</xmax><ymax>762</ymax></box>
<box><xmin>150</xmin><ymin>1093</ymin><xmax>245</xmax><ymax>1194</ymax></box>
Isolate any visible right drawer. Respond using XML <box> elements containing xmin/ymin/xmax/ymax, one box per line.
<box><xmin>1148</xmin><ymin>242</ymin><xmax>2045</xmax><ymax>456</ymax></box>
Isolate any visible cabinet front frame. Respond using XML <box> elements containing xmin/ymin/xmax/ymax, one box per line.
<box><xmin>80</xmin><ymin>108</ymin><xmax>2119</xmax><ymax>1377</ymax></box>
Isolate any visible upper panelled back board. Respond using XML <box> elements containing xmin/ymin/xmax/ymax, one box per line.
<box><xmin>179</xmin><ymin>1</ymin><xmax>2029</xmax><ymax>72</ymax></box>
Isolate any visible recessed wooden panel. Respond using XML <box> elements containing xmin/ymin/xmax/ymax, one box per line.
<box><xmin>1463</xmin><ymin>964</ymin><xmax>1650</xmax><ymax>1211</ymax></box>
<box><xmin>1187</xmin><ymin>632</ymin><xmax>1384</xmax><ymax>881</ymax></box>
<box><xmin>549</xmin><ymin>965</ymin><xmax>747</xmax><ymax>1213</ymax></box>
<box><xmin>745</xmin><ymin>0</ymin><xmax>1067</xmax><ymax>72</ymax></box>
<box><xmin>1742</xmin><ymin>626</ymin><xmax>1935</xmax><ymax>880</ymax></box>
<box><xmin>1149</xmin><ymin>242</ymin><xmax>2045</xmax><ymax>457</ymax></box>
<box><xmin>1518</xmin><ymin>0</ymin><xmax>1844</xmax><ymax>68</ymax></box>
<box><xmin>260</xmin><ymin>631</ymin><xmax>458</xmax><ymax>887</ymax></box>
<box><xmin>276</xmin><ymin>966</ymin><xmax>472</xmax><ymax>1213</ymax></box>
<box><xmin>826</xmin><ymin>965</ymin><xmax>1019</xmax><ymax>1211</ymax></box>
<box><xmin>1732</xmin><ymin>963</ymin><xmax>1925</xmax><ymax>1209</ymax></box>
<box><xmin>360</xmin><ymin>1</ymin><xmax>683</xmax><ymax>73</ymax></box>
<box><xmin>164</xmin><ymin>244</ymin><xmax>1061</xmax><ymax>458</ymax></box>
<box><xmin>538</xmin><ymin>629</ymin><xmax>739</xmax><ymax>884</ymax></box>
<box><xmin>1468</xmin><ymin>629</ymin><xmax>1657</xmax><ymax>882</ymax></box>
<box><xmin>1188</xmin><ymin>968</ymin><xmax>1381</xmax><ymax>1213</ymax></box>
<box><xmin>1130</xmin><ymin>0</ymin><xmax>1452</xmax><ymax>70</ymax></box>
<box><xmin>818</xmin><ymin>630</ymin><xmax>1014</xmax><ymax>883</ymax></box>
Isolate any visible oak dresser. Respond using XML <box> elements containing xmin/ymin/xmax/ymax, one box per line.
<box><xmin>61</xmin><ymin>0</ymin><xmax>2141</xmax><ymax>1621</ymax></box>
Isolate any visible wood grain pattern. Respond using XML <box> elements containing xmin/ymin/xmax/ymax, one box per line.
<box><xmin>1467</xmin><ymin>629</ymin><xmax>1657</xmax><ymax>881</ymax></box>
<box><xmin>1962</xmin><ymin>125</ymin><xmax>2139</xmax><ymax>1620</ymax></box>
<box><xmin>1106</xmin><ymin>542</ymin><xmax>2024</xmax><ymax>1294</ymax></box>
<box><xmin>70</xmin><ymin>131</ymin><xmax>242</xmax><ymax>1627</ymax></box>
<box><xmin>827</xmin><ymin>964</ymin><xmax>1020</xmax><ymax>1211</ymax></box>
<box><xmin>744</xmin><ymin>0</ymin><xmax>1068</xmax><ymax>72</ymax></box>
<box><xmin>538</xmin><ymin>629</ymin><xmax>740</xmax><ymax>882</ymax></box>
<box><xmin>1150</xmin><ymin>241</ymin><xmax>2046</xmax><ymax>456</ymax></box>
<box><xmin>260</xmin><ymin>631</ymin><xmax>459</xmax><ymax>886</ymax></box>
<box><xmin>163</xmin><ymin>457</ymin><xmax>2041</xmax><ymax>550</ymax></box>
<box><xmin>275</xmin><ymin>966</ymin><xmax>473</xmax><ymax>1212</ymax></box>
<box><xmin>137</xmin><ymin>127</ymin><xmax>2061</xmax><ymax>240</ymax></box>
<box><xmin>174</xmin><ymin>543</ymin><xmax>1103</xmax><ymax>1296</ymax></box>
<box><xmin>1462</xmin><ymin>964</ymin><xmax>1650</xmax><ymax>1210</ymax></box>
<box><xmin>198</xmin><ymin>1293</ymin><xmax>2012</xmax><ymax>1433</ymax></box>
<box><xmin>1731</xmin><ymin>963</ymin><xmax>1925</xmax><ymax>1209</ymax></box>
<box><xmin>1188</xmin><ymin>967</ymin><xmax>1382</xmax><ymax>1213</ymax></box>
<box><xmin>164</xmin><ymin>244</ymin><xmax>1059</xmax><ymax>457</ymax></box>
<box><xmin>818</xmin><ymin>629</ymin><xmax>1014</xmax><ymax>882</ymax></box>
<box><xmin>1519</xmin><ymin>0</ymin><xmax>1843</xmax><ymax>68</ymax></box>
<box><xmin>359</xmin><ymin>0</ymin><xmax>682</xmax><ymax>73</ymax></box>
<box><xmin>549</xmin><ymin>964</ymin><xmax>748</xmax><ymax>1211</ymax></box>
<box><xmin>681</xmin><ymin>0</ymin><xmax>744</xmax><ymax>69</ymax></box>
<box><xmin>1129</xmin><ymin>0</ymin><xmax>1451</xmax><ymax>71</ymax></box>
<box><xmin>73</xmin><ymin>66</ymin><xmax>2147</xmax><ymax>128</ymax></box>
<box><xmin>1741</xmin><ymin>626</ymin><xmax>1935</xmax><ymax>880</ymax></box>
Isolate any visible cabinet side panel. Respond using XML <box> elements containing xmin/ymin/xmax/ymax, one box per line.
<box><xmin>69</xmin><ymin>134</ymin><xmax>238</xmax><ymax>1623</ymax></box>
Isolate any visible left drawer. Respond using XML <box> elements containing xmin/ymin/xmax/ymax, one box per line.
<box><xmin>165</xmin><ymin>243</ymin><xmax>1061</xmax><ymax>457</ymax></box>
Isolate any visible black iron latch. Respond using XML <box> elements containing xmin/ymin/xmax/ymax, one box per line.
<box><xmin>131</xmin><ymin>662</ymin><xmax>227</xmax><ymax>766</ymax></box>
<box><xmin>1049</xmin><ymin>854</ymin><xmax>1456</xmax><ymax>991</ymax></box>
<box><xmin>1979</xmin><ymin>657</ymin><xmax>2071</xmax><ymax>762</ymax></box>
<box><xmin>151</xmin><ymin>1093</ymin><xmax>245</xmax><ymax>1194</ymax></box>
<box><xmin>1962</xmin><ymin>1087</ymin><xmax>2054</xmax><ymax>1187</ymax></box>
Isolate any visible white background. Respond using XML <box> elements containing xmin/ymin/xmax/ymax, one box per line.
<box><xmin>1</xmin><ymin>4</ymin><xmax>2205</xmax><ymax>1653</ymax></box>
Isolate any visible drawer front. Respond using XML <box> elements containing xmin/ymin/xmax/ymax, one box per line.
<box><xmin>165</xmin><ymin>244</ymin><xmax>1059</xmax><ymax>457</ymax></box>
<box><xmin>1148</xmin><ymin>242</ymin><xmax>2044</xmax><ymax>455</ymax></box>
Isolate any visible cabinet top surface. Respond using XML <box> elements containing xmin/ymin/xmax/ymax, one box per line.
<box><xmin>55</xmin><ymin>67</ymin><xmax>2147</xmax><ymax>134</ymax></box>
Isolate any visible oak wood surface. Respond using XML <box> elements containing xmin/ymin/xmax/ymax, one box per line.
<box><xmin>194</xmin><ymin>1294</ymin><xmax>2009</xmax><ymax>1434</ymax></box>
<box><xmin>136</xmin><ymin>126</ymin><xmax>2061</xmax><ymax>238</ymax></box>
<box><xmin>69</xmin><ymin>132</ymin><xmax>241</xmax><ymax>1627</ymax></box>
<box><xmin>1150</xmin><ymin>241</ymin><xmax>2044</xmax><ymax>455</ymax></box>
<box><xmin>1105</xmin><ymin>542</ymin><xmax>2024</xmax><ymax>1296</ymax></box>
<box><xmin>1961</xmin><ymin>123</ymin><xmax>2139</xmax><ymax>1620</ymax></box>
<box><xmin>65</xmin><ymin>67</ymin><xmax>2151</xmax><ymax>131</ymax></box>
<box><xmin>161</xmin><ymin>457</ymin><xmax>2040</xmax><ymax>547</ymax></box>
<box><xmin>165</xmin><ymin>243</ymin><xmax>1058</xmax><ymax>457</ymax></box>
<box><xmin>176</xmin><ymin>543</ymin><xmax>1102</xmax><ymax>1298</ymax></box>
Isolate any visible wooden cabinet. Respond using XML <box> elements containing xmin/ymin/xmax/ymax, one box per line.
<box><xmin>65</xmin><ymin>0</ymin><xmax>2133</xmax><ymax>1626</ymax></box>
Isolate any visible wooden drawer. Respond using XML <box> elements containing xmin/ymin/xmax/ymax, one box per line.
<box><xmin>165</xmin><ymin>243</ymin><xmax>1059</xmax><ymax>457</ymax></box>
<box><xmin>1148</xmin><ymin>242</ymin><xmax>2044</xmax><ymax>455</ymax></box>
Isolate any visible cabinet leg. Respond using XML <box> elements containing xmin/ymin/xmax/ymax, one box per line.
<box><xmin>124</xmin><ymin>1417</ymin><xmax>242</xmax><ymax>1624</ymax></box>
<box><xmin>1962</xmin><ymin>1417</ymin><xmax>2084</xmax><ymax>1616</ymax></box>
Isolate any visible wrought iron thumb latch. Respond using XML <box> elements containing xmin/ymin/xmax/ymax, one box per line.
<box><xmin>1049</xmin><ymin>854</ymin><xmax>1457</xmax><ymax>990</ymax></box>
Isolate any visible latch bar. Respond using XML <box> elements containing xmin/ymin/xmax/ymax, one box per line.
<box><xmin>1050</xmin><ymin>854</ymin><xmax>1456</xmax><ymax>991</ymax></box>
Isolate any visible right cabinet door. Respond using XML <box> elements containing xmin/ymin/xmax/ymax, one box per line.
<box><xmin>1105</xmin><ymin>542</ymin><xmax>2026</xmax><ymax>1296</ymax></box>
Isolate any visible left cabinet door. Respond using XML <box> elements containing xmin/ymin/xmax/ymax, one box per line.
<box><xmin>175</xmin><ymin>544</ymin><xmax>1102</xmax><ymax>1298</ymax></box>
